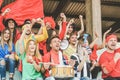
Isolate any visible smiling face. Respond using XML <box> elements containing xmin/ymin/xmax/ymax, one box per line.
<box><xmin>22</xmin><ymin>24</ymin><xmax>32</xmax><ymax>35</ymax></box>
<box><xmin>46</xmin><ymin>22</ymin><xmax>52</xmax><ymax>30</ymax></box>
<box><xmin>67</xmin><ymin>25</ymin><xmax>73</xmax><ymax>34</ymax></box>
<box><xmin>107</xmin><ymin>38</ymin><xmax>117</xmax><ymax>50</ymax></box>
<box><xmin>28</xmin><ymin>40</ymin><xmax>36</xmax><ymax>56</ymax></box>
<box><xmin>69</xmin><ymin>34</ymin><xmax>77</xmax><ymax>45</ymax></box>
<box><xmin>50</xmin><ymin>37</ymin><xmax>61</xmax><ymax>51</ymax></box>
<box><xmin>26</xmin><ymin>24</ymin><xmax>31</xmax><ymax>35</ymax></box>
<box><xmin>3</xmin><ymin>29</ymin><xmax>11</xmax><ymax>42</ymax></box>
<box><xmin>8</xmin><ymin>20</ymin><xmax>15</xmax><ymax>29</ymax></box>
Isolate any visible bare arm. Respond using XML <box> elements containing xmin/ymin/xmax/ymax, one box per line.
<box><xmin>33</xmin><ymin>61</ymin><xmax>42</xmax><ymax>72</ymax></box>
<box><xmin>89</xmin><ymin>31</ymin><xmax>99</xmax><ymax>48</ymax></box>
<box><xmin>64</xmin><ymin>18</ymin><xmax>74</xmax><ymax>39</ymax></box>
<box><xmin>59</xmin><ymin>13</ymin><xmax>66</xmax><ymax>34</ymax></box>
<box><xmin>36</xmin><ymin>18</ymin><xmax>45</xmax><ymax>35</ymax></box>
<box><xmin>77</xmin><ymin>50</ymin><xmax>88</xmax><ymax>71</ymax></box>
<box><xmin>77</xmin><ymin>15</ymin><xmax>84</xmax><ymax>38</ymax></box>
<box><xmin>1</xmin><ymin>8</ymin><xmax>10</xmax><ymax>16</ymax></box>
<box><xmin>97</xmin><ymin>28</ymin><xmax>112</xmax><ymax>49</ymax></box>
<box><xmin>18</xmin><ymin>25</ymin><xmax>28</xmax><ymax>54</ymax></box>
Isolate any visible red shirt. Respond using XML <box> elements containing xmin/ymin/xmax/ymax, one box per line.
<box><xmin>42</xmin><ymin>49</ymin><xmax>60</xmax><ymax>77</ymax></box>
<box><xmin>99</xmin><ymin>48</ymin><xmax>120</xmax><ymax>78</ymax></box>
<box><xmin>43</xmin><ymin>49</ymin><xmax>60</xmax><ymax>64</ymax></box>
<box><xmin>14</xmin><ymin>29</ymin><xmax>21</xmax><ymax>44</ymax></box>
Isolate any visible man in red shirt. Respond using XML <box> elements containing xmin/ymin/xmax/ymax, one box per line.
<box><xmin>43</xmin><ymin>36</ymin><xmax>73</xmax><ymax>80</ymax></box>
<box><xmin>99</xmin><ymin>34</ymin><xmax>120</xmax><ymax>80</ymax></box>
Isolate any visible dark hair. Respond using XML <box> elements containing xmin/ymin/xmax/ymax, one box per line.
<box><xmin>1</xmin><ymin>28</ymin><xmax>12</xmax><ymax>52</ymax></box>
<box><xmin>47</xmin><ymin>29</ymin><xmax>56</xmax><ymax>38</ymax></box>
<box><xmin>68</xmin><ymin>32</ymin><xmax>78</xmax><ymax>40</ymax></box>
<box><xmin>46</xmin><ymin>35</ymin><xmax>59</xmax><ymax>52</ymax></box>
<box><xmin>4</xmin><ymin>18</ymin><xmax>18</xmax><ymax>43</ymax></box>
<box><xmin>24</xmin><ymin>19</ymin><xmax>31</xmax><ymax>24</ymax></box>
<box><xmin>69</xmin><ymin>23</ymin><xmax>77</xmax><ymax>32</ymax></box>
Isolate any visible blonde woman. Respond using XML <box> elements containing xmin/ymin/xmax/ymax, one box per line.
<box><xmin>0</xmin><ymin>28</ymin><xmax>15</xmax><ymax>80</ymax></box>
<box><xmin>18</xmin><ymin>39</ymin><xmax>43</xmax><ymax>80</ymax></box>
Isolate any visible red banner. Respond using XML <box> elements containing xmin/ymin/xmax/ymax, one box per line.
<box><xmin>0</xmin><ymin>0</ymin><xmax>3</xmax><ymax>7</ymax></box>
<box><xmin>2</xmin><ymin>0</ymin><xmax>44</xmax><ymax>25</ymax></box>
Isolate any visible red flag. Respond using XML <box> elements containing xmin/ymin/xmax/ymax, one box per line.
<box><xmin>0</xmin><ymin>0</ymin><xmax>3</xmax><ymax>7</ymax></box>
<box><xmin>2</xmin><ymin>0</ymin><xmax>44</xmax><ymax>25</ymax></box>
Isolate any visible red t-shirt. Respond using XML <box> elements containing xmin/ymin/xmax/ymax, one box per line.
<box><xmin>43</xmin><ymin>49</ymin><xmax>60</xmax><ymax>64</ymax></box>
<box><xmin>42</xmin><ymin>49</ymin><xmax>60</xmax><ymax>77</ymax></box>
<box><xmin>99</xmin><ymin>48</ymin><xmax>120</xmax><ymax>78</ymax></box>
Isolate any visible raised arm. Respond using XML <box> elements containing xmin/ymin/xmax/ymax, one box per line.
<box><xmin>34</xmin><ymin>19</ymin><xmax>48</xmax><ymax>42</ymax></box>
<box><xmin>59</xmin><ymin>13</ymin><xmax>67</xmax><ymax>40</ymax></box>
<box><xmin>89</xmin><ymin>31</ymin><xmax>99</xmax><ymax>48</ymax></box>
<box><xmin>77</xmin><ymin>48</ymin><xmax>89</xmax><ymax>71</ymax></box>
<box><xmin>36</xmin><ymin>18</ymin><xmax>45</xmax><ymax>35</ymax></box>
<box><xmin>1</xmin><ymin>8</ymin><xmax>11</xmax><ymax>16</ymax></box>
<box><xmin>64</xmin><ymin>18</ymin><xmax>74</xmax><ymax>39</ymax></box>
<box><xmin>101</xmin><ymin>28</ymin><xmax>111</xmax><ymax>48</ymax></box>
<box><xmin>16</xmin><ymin>25</ymin><xmax>28</xmax><ymax>55</ymax></box>
<box><xmin>77</xmin><ymin>15</ymin><xmax>84</xmax><ymax>38</ymax></box>
<box><xmin>0</xmin><ymin>8</ymin><xmax>11</xmax><ymax>31</ymax></box>
<box><xmin>97</xmin><ymin>28</ymin><xmax>111</xmax><ymax>49</ymax></box>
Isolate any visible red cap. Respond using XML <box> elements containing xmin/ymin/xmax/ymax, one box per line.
<box><xmin>44</xmin><ymin>17</ymin><xmax>56</xmax><ymax>29</ymax></box>
<box><xmin>106</xmin><ymin>34</ymin><xmax>117</xmax><ymax>43</ymax></box>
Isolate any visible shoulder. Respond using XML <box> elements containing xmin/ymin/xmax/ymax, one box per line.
<box><xmin>100</xmin><ymin>51</ymin><xmax>108</xmax><ymax>58</ymax></box>
<box><xmin>115</xmin><ymin>48</ymin><xmax>120</xmax><ymax>52</ymax></box>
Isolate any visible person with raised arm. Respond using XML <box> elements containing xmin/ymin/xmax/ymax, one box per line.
<box><xmin>43</xmin><ymin>36</ymin><xmax>73</xmax><ymax>80</ymax></box>
<box><xmin>99</xmin><ymin>34</ymin><xmax>120</xmax><ymax>80</ymax></box>
<box><xmin>17</xmin><ymin>37</ymin><xmax>44</xmax><ymax>80</ymax></box>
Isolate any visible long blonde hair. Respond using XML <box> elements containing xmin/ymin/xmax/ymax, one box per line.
<box><xmin>0</xmin><ymin>28</ymin><xmax>12</xmax><ymax>52</ymax></box>
<box><xmin>25</xmin><ymin>39</ymin><xmax>42</xmax><ymax>61</ymax></box>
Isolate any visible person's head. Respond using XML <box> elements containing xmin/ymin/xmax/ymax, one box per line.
<box><xmin>67</xmin><ymin>23</ymin><xmax>76</xmax><ymax>34</ymax></box>
<box><xmin>1</xmin><ymin>28</ymin><xmax>11</xmax><ymax>42</ymax></box>
<box><xmin>22</xmin><ymin>24</ymin><xmax>32</xmax><ymax>35</ymax></box>
<box><xmin>78</xmin><ymin>33</ymin><xmax>92</xmax><ymax>47</ymax></box>
<box><xmin>4</xmin><ymin>18</ymin><xmax>17</xmax><ymax>30</ymax></box>
<box><xmin>106</xmin><ymin>34</ymin><xmax>117</xmax><ymax>51</ymax></box>
<box><xmin>69</xmin><ymin>32</ymin><xmax>77</xmax><ymax>45</ymax></box>
<box><xmin>1</xmin><ymin>28</ymin><xmax>12</xmax><ymax>51</ymax></box>
<box><xmin>4</xmin><ymin>18</ymin><xmax>18</xmax><ymax>43</ymax></box>
<box><xmin>44</xmin><ymin>17</ymin><xmax>56</xmax><ymax>30</ymax></box>
<box><xmin>47</xmin><ymin>36</ymin><xmax>61</xmax><ymax>52</ymax></box>
<box><xmin>47</xmin><ymin>29</ymin><xmax>57</xmax><ymax>38</ymax></box>
<box><xmin>26</xmin><ymin>39</ymin><xmax>41</xmax><ymax>59</ymax></box>
<box><xmin>24</xmin><ymin>19</ymin><xmax>31</xmax><ymax>24</ymax></box>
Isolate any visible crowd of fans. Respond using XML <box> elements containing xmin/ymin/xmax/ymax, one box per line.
<box><xmin>0</xmin><ymin>8</ymin><xmax>120</xmax><ymax>80</ymax></box>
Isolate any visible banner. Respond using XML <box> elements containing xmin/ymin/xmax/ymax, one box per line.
<box><xmin>2</xmin><ymin>0</ymin><xmax>44</xmax><ymax>25</ymax></box>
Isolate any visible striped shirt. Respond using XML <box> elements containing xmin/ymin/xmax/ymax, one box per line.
<box><xmin>70</xmin><ymin>54</ymin><xmax>92</xmax><ymax>79</ymax></box>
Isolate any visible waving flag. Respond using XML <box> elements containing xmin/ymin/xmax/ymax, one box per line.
<box><xmin>2</xmin><ymin>0</ymin><xmax>44</xmax><ymax>25</ymax></box>
<box><xmin>0</xmin><ymin>0</ymin><xmax>3</xmax><ymax>7</ymax></box>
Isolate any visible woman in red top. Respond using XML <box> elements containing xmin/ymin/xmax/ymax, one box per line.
<box><xmin>4</xmin><ymin>18</ymin><xmax>21</xmax><ymax>44</ymax></box>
